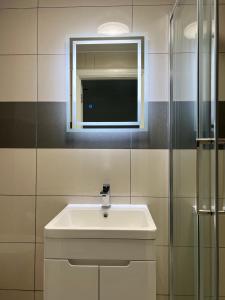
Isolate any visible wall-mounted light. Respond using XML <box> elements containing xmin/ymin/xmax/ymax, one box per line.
<box><xmin>97</xmin><ymin>22</ymin><xmax>129</xmax><ymax>36</ymax></box>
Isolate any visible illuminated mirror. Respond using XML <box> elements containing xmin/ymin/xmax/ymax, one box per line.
<box><xmin>67</xmin><ymin>37</ymin><xmax>146</xmax><ymax>131</ymax></box>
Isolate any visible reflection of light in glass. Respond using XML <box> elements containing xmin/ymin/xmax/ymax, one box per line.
<box><xmin>184</xmin><ymin>20</ymin><xmax>215</xmax><ymax>40</ymax></box>
<box><xmin>97</xmin><ymin>22</ymin><xmax>129</xmax><ymax>36</ymax></box>
<box><xmin>184</xmin><ymin>22</ymin><xmax>197</xmax><ymax>39</ymax></box>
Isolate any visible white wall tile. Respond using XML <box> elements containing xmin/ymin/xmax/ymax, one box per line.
<box><xmin>219</xmin><ymin>215</ymin><xmax>225</xmax><ymax>247</ymax></box>
<box><xmin>35</xmin><ymin>292</ymin><xmax>43</xmax><ymax>300</ymax></box>
<box><xmin>0</xmin><ymin>55</ymin><xmax>37</xmax><ymax>101</ymax></box>
<box><xmin>0</xmin><ymin>196</ymin><xmax>35</xmax><ymax>242</ymax></box>
<box><xmin>157</xmin><ymin>296</ymin><xmax>169</xmax><ymax>300</ymax></box>
<box><xmin>174</xmin><ymin>297</ymin><xmax>195</xmax><ymax>300</ymax></box>
<box><xmin>156</xmin><ymin>246</ymin><xmax>169</xmax><ymax>295</ymax></box>
<box><xmin>36</xmin><ymin>195</ymin><xmax>130</xmax><ymax>243</ymax></box>
<box><xmin>0</xmin><ymin>291</ymin><xmax>34</xmax><ymax>300</ymax></box>
<box><xmin>39</xmin><ymin>0</ymin><xmax>132</xmax><ymax>7</ymax></box>
<box><xmin>37</xmin><ymin>149</ymin><xmax>130</xmax><ymax>196</ymax></box>
<box><xmin>220</xmin><ymin>247</ymin><xmax>225</xmax><ymax>296</ymax></box>
<box><xmin>173</xmin><ymin>246</ymin><xmax>195</xmax><ymax>296</ymax></box>
<box><xmin>0</xmin><ymin>0</ymin><xmax>37</xmax><ymax>8</ymax></box>
<box><xmin>173</xmin><ymin>197</ymin><xmax>195</xmax><ymax>247</ymax></box>
<box><xmin>35</xmin><ymin>243</ymin><xmax>44</xmax><ymax>290</ymax></box>
<box><xmin>146</xmin><ymin>54</ymin><xmax>169</xmax><ymax>101</ymax></box>
<box><xmin>181</xmin><ymin>0</ymin><xmax>196</xmax><ymax>3</ymax></box>
<box><xmin>0</xmin><ymin>149</ymin><xmax>36</xmax><ymax>195</ymax></box>
<box><xmin>173</xmin><ymin>53</ymin><xmax>197</xmax><ymax>102</ymax></box>
<box><xmin>131</xmin><ymin>197</ymin><xmax>168</xmax><ymax>246</ymax></box>
<box><xmin>133</xmin><ymin>5</ymin><xmax>171</xmax><ymax>53</ymax></box>
<box><xmin>0</xmin><ymin>9</ymin><xmax>37</xmax><ymax>54</ymax></box>
<box><xmin>0</xmin><ymin>243</ymin><xmax>34</xmax><ymax>290</ymax></box>
<box><xmin>38</xmin><ymin>7</ymin><xmax>132</xmax><ymax>54</ymax></box>
<box><xmin>131</xmin><ymin>150</ymin><xmax>169</xmax><ymax>197</ymax></box>
<box><xmin>171</xmin><ymin>4</ymin><xmax>197</xmax><ymax>53</ymax></box>
<box><xmin>173</xmin><ymin>150</ymin><xmax>196</xmax><ymax>198</ymax></box>
<box><xmin>38</xmin><ymin>55</ymin><xmax>66</xmax><ymax>101</ymax></box>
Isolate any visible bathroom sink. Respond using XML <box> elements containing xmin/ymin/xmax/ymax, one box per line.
<box><xmin>45</xmin><ymin>204</ymin><xmax>157</xmax><ymax>240</ymax></box>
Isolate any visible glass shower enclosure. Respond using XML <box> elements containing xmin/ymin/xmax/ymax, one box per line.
<box><xmin>169</xmin><ymin>1</ymin><xmax>224</xmax><ymax>300</ymax></box>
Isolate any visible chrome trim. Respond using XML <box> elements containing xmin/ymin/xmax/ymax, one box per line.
<box><xmin>197</xmin><ymin>209</ymin><xmax>213</xmax><ymax>215</ymax></box>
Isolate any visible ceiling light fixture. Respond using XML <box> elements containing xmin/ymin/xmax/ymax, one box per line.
<box><xmin>184</xmin><ymin>20</ymin><xmax>215</xmax><ymax>40</ymax></box>
<box><xmin>97</xmin><ymin>22</ymin><xmax>129</xmax><ymax>36</ymax></box>
<box><xmin>184</xmin><ymin>22</ymin><xmax>197</xmax><ymax>40</ymax></box>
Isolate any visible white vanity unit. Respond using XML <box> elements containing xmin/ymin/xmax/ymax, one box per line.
<box><xmin>44</xmin><ymin>204</ymin><xmax>157</xmax><ymax>300</ymax></box>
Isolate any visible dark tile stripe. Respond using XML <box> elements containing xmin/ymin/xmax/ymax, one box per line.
<box><xmin>37</xmin><ymin>102</ymin><xmax>132</xmax><ymax>149</ymax></box>
<box><xmin>0</xmin><ymin>101</ymin><xmax>203</xmax><ymax>149</ymax></box>
<box><xmin>172</xmin><ymin>101</ymin><xmax>197</xmax><ymax>149</ymax></box>
<box><xmin>131</xmin><ymin>102</ymin><xmax>169</xmax><ymax>149</ymax></box>
<box><xmin>0</xmin><ymin>102</ymin><xmax>36</xmax><ymax>148</ymax></box>
<box><xmin>37</xmin><ymin>102</ymin><xmax>170</xmax><ymax>149</ymax></box>
<box><xmin>219</xmin><ymin>101</ymin><xmax>225</xmax><ymax>138</ymax></box>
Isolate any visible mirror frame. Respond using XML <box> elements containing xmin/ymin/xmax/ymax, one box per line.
<box><xmin>67</xmin><ymin>36</ymin><xmax>147</xmax><ymax>132</ymax></box>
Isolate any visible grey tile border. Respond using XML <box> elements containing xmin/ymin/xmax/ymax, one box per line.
<box><xmin>219</xmin><ymin>101</ymin><xmax>225</xmax><ymax>138</ymax></box>
<box><xmin>37</xmin><ymin>102</ymin><xmax>132</xmax><ymax>149</ymax></box>
<box><xmin>0</xmin><ymin>102</ymin><xmax>36</xmax><ymax>148</ymax></box>
<box><xmin>0</xmin><ymin>101</ymin><xmax>204</xmax><ymax>149</ymax></box>
<box><xmin>172</xmin><ymin>101</ymin><xmax>196</xmax><ymax>149</ymax></box>
<box><xmin>131</xmin><ymin>102</ymin><xmax>169</xmax><ymax>149</ymax></box>
<box><xmin>37</xmin><ymin>101</ymin><xmax>170</xmax><ymax>149</ymax></box>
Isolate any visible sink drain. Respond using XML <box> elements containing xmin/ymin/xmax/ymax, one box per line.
<box><xmin>103</xmin><ymin>212</ymin><xmax>108</xmax><ymax>218</ymax></box>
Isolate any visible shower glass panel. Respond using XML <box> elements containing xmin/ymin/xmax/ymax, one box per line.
<box><xmin>170</xmin><ymin>1</ymin><xmax>218</xmax><ymax>300</ymax></box>
<box><xmin>170</xmin><ymin>2</ymin><xmax>198</xmax><ymax>299</ymax></box>
<box><xmin>197</xmin><ymin>2</ymin><xmax>218</xmax><ymax>300</ymax></box>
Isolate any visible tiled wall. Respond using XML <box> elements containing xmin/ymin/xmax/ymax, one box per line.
<box><xmin>0</xmin><ymin>1</ymin><xmax>173</xmax><ymax>300</ymax></box>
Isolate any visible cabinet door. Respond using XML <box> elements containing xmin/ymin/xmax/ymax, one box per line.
<box><xmin>44</xmin><ymin>259</ymin><xmax>98</xmax><ymax>300</ymax></box>
<box><xmin>100</xmin><ymin>261</ymin><xmax>156</xmax><ymax>300</ymax></box>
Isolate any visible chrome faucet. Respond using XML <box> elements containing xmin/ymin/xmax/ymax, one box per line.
<box><xmin>100</xmin><ymin>184</ymin><xmax>111</xmax><ymax>209</ymax></box>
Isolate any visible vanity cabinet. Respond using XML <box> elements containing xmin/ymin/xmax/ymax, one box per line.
<box><xmin>44</xmin><ymin>204</ymin><xmax>157</xmax><ymax>300</ymax></box>
<box><xmin>100</xmin><ymin>261</ymin><xmax>156</xmax><ymax>300</ymax></box>
<box><xmin>44</xmin><ymin>259</ymin><xmax>156</xmax><ymax>300</ymax></box>
<box><xmin>44</xmin><ymin>259</ymin><xmax>98</xmax><ymax>300</ymax></box>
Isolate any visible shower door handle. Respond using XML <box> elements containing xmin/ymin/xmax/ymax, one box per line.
<box><xmin>196</xmin><ymin>138</ymin><xmax>215</xmax><ymax>215</ymax></box>
<box><xmin>196</xmin><ymin>138</ymin><xmax>215</xmax><ymax>146</ymax></box>
<box><xmin>196</xmin><ymin>138</ymin><xmax>225</xmax><ymax>215</ymax></box>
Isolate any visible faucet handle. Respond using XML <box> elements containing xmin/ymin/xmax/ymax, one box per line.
<box><xmin>100</xmin><ymin>184</ymin><xmax>110</xmax><ymax>194</ymax></box>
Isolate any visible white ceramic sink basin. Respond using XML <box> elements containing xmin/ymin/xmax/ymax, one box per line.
<box><xmin>45</xmin><ymin>204</ymin><xmax>157</xmax><ymax>240</ymax></box>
